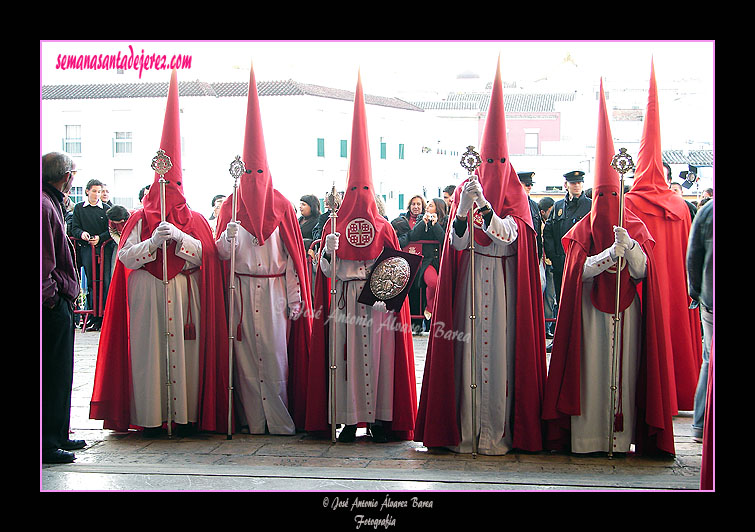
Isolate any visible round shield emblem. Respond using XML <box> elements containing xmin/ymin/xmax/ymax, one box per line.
<box><xmin>370</xmin><ymin>256</ymin><xmax>411</xmax><ymax>300</ymax></box>
<box><xmin>345</xmin><ymin>218</ymin><xmax>375</xmax><ymax>248</ymax></box>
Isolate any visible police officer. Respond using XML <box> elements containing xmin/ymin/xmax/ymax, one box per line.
<box><xmin>542</xmin><ymin>170</ymin><xmax>592</xmax><ymax>329</ymax></box>
<box><xmin>518</xmin><ymin>172</ymin><xmax>543</xmax><ymax>259</ymax></box>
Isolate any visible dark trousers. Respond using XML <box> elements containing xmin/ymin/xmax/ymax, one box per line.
<box><xmin>42</xmin><ymin>297</ymin><xmax>75</xmax><ymax>452</ymax></box>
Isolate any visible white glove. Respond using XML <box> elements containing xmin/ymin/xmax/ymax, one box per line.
<box><xmin>456</xmin><ymin>181</ymin><xmax>477</xmax><ymax>217</ymax></box>
<box><xmin>225</xmin><ymin>222</ymin><xmax>239</xmax><ymax>240</ymax></box>
<box><xmin>288</xmin><ymin>302</ymin><xmax>302</xmax><ymax>319</ymax></box>
<box><xmin>614</xmin><ymin>226</ymin><xmax>633</xmax><ymax>249</ymax></box>
<box><xmin>149</xmin><ymin>223</ymin><xmax>171</xmax><ymax>249</ymax></box>
<box><xmin>325</xmin><ymin>232</ymin><xmax>340</xmax><ymax>253</ymax></box>
<box><xmin>469</xmin><ymin>179</ymin><xmax>489</xmax><ymax>209</ymax></box>
<box><xmin>373</xmin><ymin>301</ymin><xmax>387</xmax><ymax>313</ymax></box>
<box><xmin>609</xmin><ymin>226</ymin><xmax>633</xmax><ymax>260</ymax></box>
<box><xmin>157</xmin><ymin>221</ymin><xmax>183</xmax><ymax>243</ymax></box>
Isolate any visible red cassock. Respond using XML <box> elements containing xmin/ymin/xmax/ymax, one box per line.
<box><xmin>413</xmin><ymin>177</ymin><xmax>547</xmax><ymax>451</ymax></box>
<box><xmin>624</xmin><ymin>61</ymin><xmax>701</xmax><ymax>412</ymax></box>
<box><xmin>303</xmin><ymin>221</ymin><xmax>418</xmax><ymax>440</ymax></box>
<box><xmin>624</xmin><ymin>192</ymin><xmax>701</xmax><ymax>412</ymax></box>
<box><xmin>541</xmin><ymin>214</ymin><xmax>676</xmax><ymax>455</ymax></box>
<box><xmin>89</xmin><ymin>208</ymin><xmax>230</xmax><ymax>433</ymax></box>
<box><xmin>214</xmin><ymin>194</ymin><xmax>313</xmax><ymax>431</ymax></box>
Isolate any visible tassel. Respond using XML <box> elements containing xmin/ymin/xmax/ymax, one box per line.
<box><xmin>614</xmin><ymin>413</ymin><xmax>624</xmax><ymax>433</ymax></box>
<box><xmin>184</xmin><ymin>323</ymin><xmax>196</xmax><ymax>340</ymax></box>
<box><xmin>236</xmin><ymin>321</ymin><xmax>243</xmax><ymax>342</ymax></box>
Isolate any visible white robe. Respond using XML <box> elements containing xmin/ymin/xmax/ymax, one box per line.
<box><xmin>118</xmin><ymin>219</ymin><xmax>203</xmax><ymax>428</ymax></box>
<box><xmin>319</xmin><ymin>254</ymin><xmax>396</xmax><ymax>426</ymax></box>
<box><xmin>571</xmin><ymin>244</ymin><xmax>647</xmax><ymax>453</ymax></box>
<box><xmin>448</xmin><ymin>212</ymin><xmax>519</xmax><ymax>455</ymax></box>
<box><xmin>216</xmin><ymin>225</ymin><xmax>302</xmax><ymax>435</ymax></box>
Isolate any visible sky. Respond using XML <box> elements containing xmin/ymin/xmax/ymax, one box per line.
<box><xmin>40</xmin><ymin>40</ymin><xmax>715</xmax><ymax>98</ymax></box>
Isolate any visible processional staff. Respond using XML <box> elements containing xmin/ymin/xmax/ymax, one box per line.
<box><xmin>460</xmin><ymin>146</ymin><xmax>482</xmax><ymax>458</ymax></box>
<box><xmin>151</xmin><ymin>149</ymin><xmax>174</xmax><ymax>439</ymax></box>
<box><xmin>326</xmin><ymin>184</ymin><xmax>341</xmax><ymax>443</ymax></box>
<box><xmin>225</xmin><ymin>155</ymin><xmax>245</xmax><ymax>439</ymax></box>
<box><xmin>608</xmin><ymin>147</ymin><xmax>635</xmax><ymax>459</ymax></box>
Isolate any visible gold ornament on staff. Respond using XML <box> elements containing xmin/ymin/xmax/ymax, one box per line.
<box><xmin>608</xmin><ymin>147</ymin><xmax>635</xmax><ymax>458</ymax></box>
<box><xmin>325</xmin><ymin>183</ymin><xmax>341</xmax><ymax>443</ymax></box>
<box><xmin>225</xmin><ymin>155</ymin><xmax>245</xmax><ymax>439</ymax></box>
<box><xmin>459</xmin><ymin>145</ymin><xmax>482</xmax><ymax>458</ymax></box>
<box><xmin>151</xmin><ymin>149</ymin><xmax>174</xmax><ymax>438</ymax></box>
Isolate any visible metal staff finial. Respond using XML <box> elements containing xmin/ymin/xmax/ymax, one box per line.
<box><xmin>151</xmin><ymin>148</ymin><xmax>174</xmax><ymax>438</ymax></box>
<box><xmin>459</xmin><ymin>145</ymin><xmax>481</xmax><ymax>458</ymax></box>
<box><xmin>610</xmin><ymin>147</ymin><xmax>635</xmax><ymax>177</ymax></box>
<box><xmin>225</xmin><ymin>155</ymin><xmax>245</xmax><ymax>440</ymax></box>
<box><xmin>460</xmin><ymin>146</ymin><xmax>482</xmax><ymax>176</ymax></box>
<box><xmin>151</xmin><ymin>149</ymin><xmax>173</xmax><ymax>178</ymax></box>
<box><xmin>607</xmin><ymin>147</ymin><xmax>635</xmax><ymax>458</ymax></box>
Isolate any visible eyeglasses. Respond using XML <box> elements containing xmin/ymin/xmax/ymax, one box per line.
<box><xmin>66</xmin><ymin>169</ymin><xmax>77</xmax><ymax>176</ymax></box>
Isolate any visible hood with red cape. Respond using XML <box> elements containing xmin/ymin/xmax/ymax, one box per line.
<box><xmin>414</xmin><ymin>58</ymin><xmax>547</xmax><ymax>451</ymax></box>
<box><xmin>304</xmin><ymin>71</ymin><xmax>417</xmax><ymax>439</ymax></box>
<box><xmin>90</xmin><ymin>69</ymin><xmax>230</xmax><ymax>433</ymax></box>
<box><xmin>213</xmin><ymin>63</ymin><xmax>313</xmax><ymax>431</ymax></box>
<box><xmin>623</xmin><ymin>60</ymin><xmax>701</xmax><ymax>412</ymax></box>
<box><xmin>541</xmin><ymin>79</ymin><xmax>675</xmax><ymax>456</ymax></box>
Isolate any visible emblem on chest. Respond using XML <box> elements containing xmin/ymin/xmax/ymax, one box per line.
<box><xmin>345</xmin><ymin>218</ymin><xmax>375</xmax><ymax>247</ymax></box>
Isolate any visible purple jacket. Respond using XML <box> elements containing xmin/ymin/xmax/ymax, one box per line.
<box><xmin>42</xmin><ymin>182</ymin><xmax>79</xmax><ymax>307</ymax></box>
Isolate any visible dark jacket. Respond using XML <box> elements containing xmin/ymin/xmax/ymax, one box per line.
<box><xmin>543</xmin><ymin>192</ymin><xmax>591</xmax><ymax>270</ymax></box>
<box><xmin>42</xmin><ymin>182</ymin><xmax>79</xmax><ymax>307</ymax></box>
<box><xmin>407</xmin><ymin>216</ymin><xmax>447</xmax><ymax>286</ymax></box>
<box><xmin>686</xmin><ymin>199</ymin><xmax>713</xmax><ymax>311</ymax></box>
<box><xmin>298</xmin><ymin>215</ymin><xmax>318</xmax><ymax>252</ymax></box>
<box><xmin>391</xmin><ymin>211</ymin><xmax>422</xmax><ymax>249</ymax></box>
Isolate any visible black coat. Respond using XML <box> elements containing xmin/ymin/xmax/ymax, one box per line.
<box><xmin>543</xmin><ymin>192</ymin><xmax>591</xmax><ymax>272</ymax></box>
<box><xmin>406</xmin><ymin>216</ymin><xmax>447</xmax><ymax>287</ymax></box>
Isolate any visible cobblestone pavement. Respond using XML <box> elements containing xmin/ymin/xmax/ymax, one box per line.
<box><xmin>41</xmin><ymin>329</ymin><xmax>705</xmax><ymax>494</ymax></box>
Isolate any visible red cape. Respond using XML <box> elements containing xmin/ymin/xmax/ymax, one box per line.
<box><xmin>414</xmin><ymin>194</ymin><xmax>547</xmax><ymax>451</ymax></box>
<box><xmin>624</xmin><ymin>193</ymin><xmax>701</xmax><ymax>412</ymax></box>
<box><xmin>215</xmin><ymin>193</ymin><xmax>313</xmax><ymax>431</ymax></box>
<box><xmin>89</xmin><ymin>208</ymin><xmax>230</xmax><ymax>433</ymax></box>
<box><xmin>303</xmin><ymin>228</ymin><xmax>417</xmax><ymax>440</ymax></box>
<box><xmin>541</xmin><ymin>221</ymin><xmax>676</xmax><ymax>455</ymax></box>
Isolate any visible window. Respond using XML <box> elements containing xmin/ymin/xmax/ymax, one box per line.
<box><xmin>340</xmin><ymin>140</ymin><xmax>348</xmax><ymax>158</ymax></box>
<box><xmin>64</xmin><ymin>125</ymin><xmax>81</xmax><ymax>155</ymax></box>
<box><xmin>317</xmin><ymin>138</ymin><xmax>325</xmax><ymax>157</ymax></box>
<box><xmin>380</xmin><ymin>142</ymin><xmax>387</xmax><ymax>160</ymax></box>
<box><xmin>69</xmin><ymin>186</ymin><xmax>84</xmax><ymax>205</ymax></box>
<box><xmin>524</xmin><ymin>132</ymin><xmax>539</xmax><ymax>155</ymax></box>
<box><xmin>113</xmin><ymin>131</ymin><xmax>132</xmax><ymax>155</ymax></box>
<box><xmin>398</xmin><ymin>143</ymin><xmax>405</xmax><ymax>160</ymax></box>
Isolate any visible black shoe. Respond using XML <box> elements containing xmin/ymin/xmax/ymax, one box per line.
<box><xmin>174</xmin><ymin>423</ymin><xmax>196</xmax><ymax>437</ymax></box>
<box><xmin>369</xmin><ymin>423</ymin><xmax>388</xmax><ymax>443</ymax></box>
<box><xmin>546</xmin><ymin>342</ymin><xmax>553</xmax><ymax>353</ymax></box>
<box><xmin>545</xmin><ymin>330</ymin><xmax>554</xmax><ymax>339</ymax></box>
<box><xmin>143</xmin><ymin>426</ymin><xmax>164</xmax><ymax>438</ymax></box>
<box><xmin>60</xmin><ymin>439</ymin><xmax>87</xmax><ymax>451</ymax></box>
<box><xmin>337</xmin><ymin>424</ymin><xmax>357</xmax><ymax>443</ymax></box>
<box><xmin>43</xmin><ymin>449</ymin><xmax>76</xmax><ymax>464</ymax></box>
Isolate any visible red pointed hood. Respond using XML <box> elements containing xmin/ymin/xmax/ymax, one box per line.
<box><xmin>589</xmin><ymin>78</ymin><xmax>623</xmax><ymax>254</ymax></box>
<box><xmin>141</xmin><ymin>68</ymin><xmax>191</xmax><ymax>233</ymax></box>
<box><xmin>462</xmin><ymin>57</ymin><xmax>532</xmax><ymax>245</ymax></box>
<box><xmin>626</xmin><ymin>59</ymin><xmax>687</xmax><ymax>220</ymax></box>
<box><xmin>235</xmin><ymin>63</ymin><xmax>287</xmax><ymax>245</ymax></box>
<box><xmin>330</xmin><ymin>70</ymin><xmax>390</xmax><ymax>261</ymax></box>
<box><xmin>567</xmin><ymin>78</ymin><xmax>652</xmax><ymax>314</ymax></box>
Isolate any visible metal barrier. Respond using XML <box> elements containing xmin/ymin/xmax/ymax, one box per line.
<box><xmin>70</xmin><ymin>236</ymin><xmax>113</xmax><ymax>331</ymax></box>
